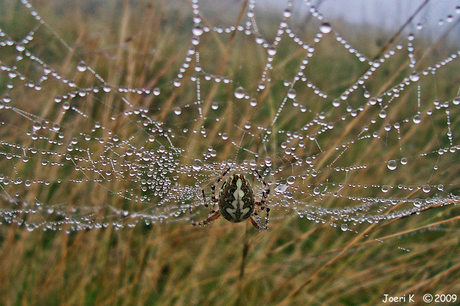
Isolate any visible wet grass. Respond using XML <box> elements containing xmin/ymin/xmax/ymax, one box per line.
<box><xmin>1</xmin><ymin>0</ymin><xmax>460</xmax><ymax>305</ymax></box>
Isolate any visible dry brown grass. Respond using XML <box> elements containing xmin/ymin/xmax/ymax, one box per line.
<box><xmin>1</xmin><ymin>1</ymin><xmax>460</xmax><ymax>305</ymax></box>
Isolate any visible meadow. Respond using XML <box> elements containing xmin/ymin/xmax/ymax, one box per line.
<box><xmin>1</xmin><ymin>1</ymin><xmax>460</xmax><ymax>305</ymax></box>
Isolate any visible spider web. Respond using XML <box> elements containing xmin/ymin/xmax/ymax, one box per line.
<box><xmin>0</xmin><ymin>0</ymin><xmax>459</xmax><ymax>234</ymax></box>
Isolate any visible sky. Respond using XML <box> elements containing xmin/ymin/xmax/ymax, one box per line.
<box><xmin>265</xmin><ymin>0</ymin><xmax>460</xmax><ymax>35</ymax></box>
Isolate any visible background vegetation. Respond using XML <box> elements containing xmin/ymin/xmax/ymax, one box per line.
<box><xmin>1</xmin><ymin>0</ymin><xmax>460</xmax><ymax>305</ymax></box>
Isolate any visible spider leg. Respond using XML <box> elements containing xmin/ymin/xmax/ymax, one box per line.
<box><xmin>211</xmin><ymin>167</ymin><xmax>231</xmax><ymax>204</ymax></box>
<box><xmin>201</xmin><ymin>189</ymin><xmax>216</xmax><ymax>214</ymax></box>
<box><xmin>249</xmin><ymin>207</ymin><xmax>270</xmax><ymax>230</ymax></box>
<box><xmin>252</xmin><ymin>169</ymin><xmax>271</xmax><ymax>229</ymax></box>
<box><xmin>190</xmin><ymin>168</ymin><xmax>231</xmax><ymax>227</ymax></box>
<box><xmin>254</xmin><ymin>201</ymin><xmax>270</xmax><ymax>229</ymax></box>
<box><xmin>189</xmin><ymin>208</ymin><xmax>221</xmax><ymax>226</ymax></box>
<box><xmin>252</xmin><ymin>169</ymin><xmax>270</xmax><ymax>205</ymax></box>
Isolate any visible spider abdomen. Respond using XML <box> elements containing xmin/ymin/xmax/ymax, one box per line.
<box><xmin>218</xmin><ymin>174</ymin><xmax>254</xmax><ymax>223</ymax></box>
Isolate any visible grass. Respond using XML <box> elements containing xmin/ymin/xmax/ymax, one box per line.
<box><xmin>1</xmin><ymin>0</ymin><xmax>460</xmax><ymax>305</ymax></box>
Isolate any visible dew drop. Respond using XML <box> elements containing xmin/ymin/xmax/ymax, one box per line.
<box><xmin>103</xmin><ymin>84</ymin><xmax>111</xmax><ymax>92</ymax></box>
<box><xmin>409</xmin><ymin>71</ymin><xmax>420</xmax><ymax>82</ymax></box>
<box><xmin>400</xmin><ymin>157</ymin><xmax>408</xmax><ymax>165</ymax></box>
<box><xmin>3</xmin><ymin>94</ymin><xmax>11</xmax><ymax>103</ymax></box>
<box><xmin>275</xmin><ymin>184</ymin><xmax>288</xmax><ymax>193</ymax></box>
<box><xmin>287</xmin><ymin>176</ymin><xmax>295</xmax><ymax>185</ymax></box>
<box><xmin>381</xmin><ymin>185</ymin><xmax>389</xmax><ymax>193</ymax></box>
<box><xmin>283</xmin><ymin>8</ymin><xmax>292</xmax><ymax>18</ymax></box>
<box><xmin>77</xmin><ymin>60</ymin><xmax>87</xmax><ymax>72</ymax></box>
<box><xmin>192</xmin><ymin>24</ymin><xmax>204</xmax><ymax>36</ymax></box>
<box><xmin>387</xmin><ymin>160</ymin><xmax>397</xmax><ymax>171</ymax></box>
<box><xmin>32</xmin><ymin>121</ymin><xmax>41</xmax><ymax>131</ymax></box>
<box><xmin>453</xmin><ymin>97</ymin><xmax>460</xmax><ymax>105</ymax></box>
<box><xmin>174</xmin><ymin>107</ymin><xmax>181</xmax><ymax>115</ymax></box>
<box><xmin>422</xmin><ymin>184</ymin><xmax>431</xmax><ymax>193</ymax></box>
<box><xmin>192</xmin><ymin>159</ymin><xmax>202</xmax><ymax>171</ymax></box>
<box><xmin>250</xmin><ymin>98</ymin><xmax>257</xmax><ymax>107</ymax></box>
<box><xmin>319</xmin><ymin>22</ymin><xmax>332</xmax><ymax>34</ymax></box>
<box><xmin>16</xmin><ymin>43</ymin><xmax>25</xmax><ymax>52</ymax></box>
<box><xmin>378</xmin><ymin>110</ymin><xmax>387</xmax><ymax>118</ymax></box>
<box><xmin>234</xmin><ymin>86</ymin><xmax>245</xmax><ymax>99</ymax></box>
<box><xmin>267</xmin><ymin>46</ymin><xmax>277</xmax><ymax>56</ymax></box>
<box><xmin>211</xmin><ymin>101</ymin><xmax>218</xmax><ymax>110</ymax></box>
<box><xmin>287</xmin><ymin>88</ymin><xmax>297</xmax><ymax>99</ymax></box>
<box><xmin>412</xmin><ymin>114</ymin><xmax>421</xmax><ymax>124</ymax></box>
<box><xmin>173</xmin><ymin>78</ymin><xmax>181</xmax><ymax>87</ymax></box>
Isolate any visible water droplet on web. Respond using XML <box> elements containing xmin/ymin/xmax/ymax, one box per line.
<box><xmin>453</xmin><ymin>97</ymin><xmax>460</xmax><ymax>105</ymax></box>
<box><xmin>332</xmin><ymin>99</ymin><xmax>340</xmax><ymax>107</ymax></box>
<box><xmin>244</xmin><ymin>121</ymin><xmax>251</xmax><ymax>129</ymax></box>
<box><xmin>174</xmin><ymin>107</ymin><xmax>181</xmax><ymax>115</ymax></box>
<box><xmin>422</xmin><ymin>185</ymin><xmax>431</xmax><ymax>193</ymax></box>
<box><xmin>287</xmin><ymin>88</ymin><xmax>296</xmax><ymax>99</ymax></box>
<box><xmin>387</xmin><ymin>160</ymin><xmax>397</xmax><ymax>171</ymax></box>
<box><xmin>409</xmin><ymin>71</ymin><xmax>420</xmax><ymax>82</ymax></box>
<box><xmin>211</xmin><ymin>101</ymin><xmax>218</xmax><ymax>110</ymax></box>
<box><xmin>287</xmin><ymin>176</ymin><xmax>295</xmax><ymax>185</ymax></box>
<box><xmin>267</xmin><ymin>46</ymin><xmax>276</xmax><ymax>56</ymax></box>
<box><xmin>234</xmin><ymin>86</ymin><xmax>245</xmax><ymax>99</ymax></box>
<box><xmin>192</xmin><ymin>24</ymin><xmax>204</xmax><ymax>36</ymax></box>
<box><xmin>313</xmin><ymin>187</ymin><xmax>321</xmax><ymax>195</ymax></box>
<box><xmin>3</xmin><ymin>94</ymin><xmax>11</xmax><ymax>103</ymax></box>
<box><xmin>412</xmin><ymin>114</ymin><xmax>421</xmax><ymax>124</ymax></box>
<box><xmin>192</xmin><ymin>159</ymin><xmax>202</xmax><ymax>171</ymax></box>
<box><xmin>283</xmin><ymin>8</ymin><xmax>291</xmax><ymax>18</ymax></box>
<box><xmin>250</xmin><ymin>98</ymin><xmax>257</xmax><ymax>107</ymax></box>
<box><xmin>401</xmin><ymin>157</ymin><xmax>408</xmax><ymax>165</ymax></box>
<box><xmin>54</xmin><ymin>95</ymin><xmax>62</xmax><ymax>103</ymax></box>
<box><xmin>275</xmin><ymin>184</ymin><xmax>288</xmax><ymax>193</ymax></box>
<box><xmin>379</xmin><ymin>110</ymin><xmax>387</xmax><ymax>118</ymax></box>
<box><xmin>381</xmin><ymin>185</ymin><xmax>389</xmax><ymax>193</ymax></box>
<box><xmin>341</xmin><ymin>223</ymin><xmax>348</xmax><ymax>232</ymax></box>
<box><xmin>77</xmin><ymin>60</ymin><xmax>87</xmax><ymax>72</ymax></box>
<box><xmin>320</xmin><ymin>22</ymin><xmax>332</xmax><ymax>34</ymax></box>
<box><xmin>16</xmin><ymin>43</ymin><xmax>25</xmax><ymax>52</ymax></box>
<box><xmin>32</xmin><ymin>121</ymin><xmax>41</xmax><ymax>131</ymax></box>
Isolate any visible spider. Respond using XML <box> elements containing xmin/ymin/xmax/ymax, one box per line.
<box><xmin>189</xmin><ymin>168</ymin><xmax>271</xmax><ymax>230</ymax></box>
